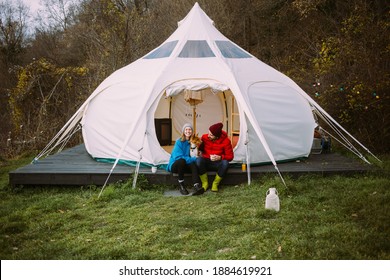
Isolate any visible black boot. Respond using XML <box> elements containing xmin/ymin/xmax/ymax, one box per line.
<box><xmin>192</xmin><ymin>183</ymin><xmax>204</xmax><ymax>196</ymax></box>
<box><xmin>178</xmin><ymin>180</ymin><xmax>189</xmax><ymax>195</ymax></box>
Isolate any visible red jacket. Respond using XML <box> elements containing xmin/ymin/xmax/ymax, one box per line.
<box><xmin>200</xmin><ymin>131</ymin><xmax>234</xmax><ymax>161</ymax></box>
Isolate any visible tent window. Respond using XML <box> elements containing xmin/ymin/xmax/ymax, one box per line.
<box><xmin>178</xmin><ymin>40</ymin><xmax>215</xmax><ymax>57</ymax></box>
<box><xmin>144</xmin><ymin>41</ymin><xmax>178</xmax><ymax>59</ymax></box>
<box><xmin>215</xmin><ymin>41</ymin><xmax>251</xmax><ymax>58</ymax></box>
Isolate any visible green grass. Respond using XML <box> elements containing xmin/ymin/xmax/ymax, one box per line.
<box><xmin>0</xmin><ymin>155</ymin><xmax>389</xmax><ymax>260</ymax></box>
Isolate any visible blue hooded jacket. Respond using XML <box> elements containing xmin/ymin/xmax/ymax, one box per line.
<box><xmin>166</xmin><ymin>138</ymin><xmax>196</xmax><ymax>172</ymax></box>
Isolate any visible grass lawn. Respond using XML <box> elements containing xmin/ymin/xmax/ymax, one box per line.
<box><xmin>0</xmin><ymin>154</ymin><xmax>389</xmax><ymax>260</ymax></box>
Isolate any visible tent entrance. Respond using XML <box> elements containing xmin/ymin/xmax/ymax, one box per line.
<box><xmin>154</xmin><ymin>82</ymin><xmax>240</xmax><ymax>152</ymax></box>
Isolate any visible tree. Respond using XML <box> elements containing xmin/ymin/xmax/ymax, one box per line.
<box><xmin>0</xmin><ymin>0</ymin><xmax>29</xmax><ymax>67</ymax></box>
<box><xmin>8</xmin><ymin>58</ymin><xmax>89</xmax><ymax>156</ymax></box>
<box><xmin>37</xmin><ymin>0</ymin><xmax>80</xmax><ymax>32</ymax></box>
<box><xmin>0</xmin><ymin>0</ymin><xmax>30</xmax><ymax>157</ymax></box>
<box><xmin>289</xmin><ymin>0</ymin><xmax>389</xmax><ymax>153</ymax></box>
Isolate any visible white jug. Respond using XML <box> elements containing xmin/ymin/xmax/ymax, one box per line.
<box><xmin>265</xmin><ymin>188</ymin><xmax>280</xmax><ymax>212</ymax></box>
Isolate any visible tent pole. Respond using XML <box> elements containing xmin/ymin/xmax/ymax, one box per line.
<box><xmin>275</xmin><ymin>166</ymin><xmax>286</xmax><ymax>187</ymax></box>
<box><xmin>132</xmin><ymin>152</ymin><xmax>142</xmax><ymax>189</ymax></box>
<box><xmin>168</xmin><ymin>96</ymin><xmax>172</xmax><ymax>119</ymax></box>
<box><xmin>132</xmin><ymin>132</ymin><xmax>147</xmax><ymax>189</ymax></box>
<box><xmin>193</xmin><ymin>106</ymin><xmax>196</xmax><ymax>133</ymax></box>
<box><xmin>246</xmin><ymin>143</ymin><xmax>251</xmax><ymax>185</ymax></box>
<box><xmin>98</xmin><ymin>162</ymin><xmax>117</xmax><ymax>198</ymax></box>
<box><xmin>245</xmin><ymin>131</ymin><xmax>251</xmax><ymax>185</ymax></box>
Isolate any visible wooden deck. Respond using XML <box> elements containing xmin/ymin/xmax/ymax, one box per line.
<box><xmin>9</xmin><ymin>144</ymin><xmax>372</xmax><ymax>187</ymax></box>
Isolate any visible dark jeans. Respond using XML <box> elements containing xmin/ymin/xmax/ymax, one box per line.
<box><xmin>196</xmin><ymin>157</ymin><xmax>229</xmax><ymax>178</ymax></box>
<box><xmin>171</xmin><ymin>159</ymin><xmax>200</xmax><ymax>185</ymax></box>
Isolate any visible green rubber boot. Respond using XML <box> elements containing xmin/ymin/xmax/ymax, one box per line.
<box><xmin>211</xmin><ymin>174</ymin><xmax>223</xmax><ymax>192</ymax></box>
<box><xmin>199</xmin><ymin>173</ymin><xmax>209</xmax><ymax>191</ymax></box>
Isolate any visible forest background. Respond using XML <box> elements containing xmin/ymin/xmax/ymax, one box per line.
<box><xmin>0</xmin><ymin>0</ymin><xmax>389</xmax><ymax>160</ymax></box>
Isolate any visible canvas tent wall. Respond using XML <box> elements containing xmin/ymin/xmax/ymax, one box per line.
<box><xmin>34</xmin><ymin>2</ymin><xmax>377</xmax><ymax>175</ymax></box>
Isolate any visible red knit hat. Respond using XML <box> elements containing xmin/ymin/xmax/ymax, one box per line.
<box><xmin>209</xmin><ymin>122</ymin><xmax>223</xmax><ymax>137</ymax></box>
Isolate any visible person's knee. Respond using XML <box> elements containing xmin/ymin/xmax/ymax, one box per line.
<box><xmin>173</xmin><ymin>159</ymin><xmax>187</xmax><ymax>172</ymax></box>
<box><xmin>218</xmin><ymin>160</ymin><xmax>229</xmax><ymax>177</ymax></box>
<box><xmin>196</xmin><ymin>157</ymin><xmax>207</xmax><ymax>174</ymax></box>
<box><xmin>221</xmin><ymin>160</ymin><xmax>229</xmax><ymax>169</ymax></box>
<box><xmin>196</xmin><ymin>157</ymin><xmax>205</xmax><ymax>166</ymax></box>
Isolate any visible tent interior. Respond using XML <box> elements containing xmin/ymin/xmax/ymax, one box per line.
<box><xmin>154</xmin><ymin>83</ymin><xmax>240</xmax><ymax>153</ymax></box>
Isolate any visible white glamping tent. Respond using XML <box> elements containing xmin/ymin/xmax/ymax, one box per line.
<box><xmin>35</xmin><ymin>2</ymin><xmax>377</xmax><ymax>185</ymax></box>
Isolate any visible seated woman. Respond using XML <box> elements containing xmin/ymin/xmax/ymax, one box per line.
<box><xmin>166</xmin><ymin>123</ymin><xmax>201</xmax><ymax>195</ymax></box>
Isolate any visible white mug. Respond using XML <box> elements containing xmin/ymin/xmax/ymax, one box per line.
<box><xmin>151</xmin><ymin>166</ymin><xmax>157</xmax><ymax>173</ymax></box>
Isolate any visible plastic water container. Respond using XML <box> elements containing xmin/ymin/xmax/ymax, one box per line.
<box><xmin>265</xmin><ymin>188</ymin><xmax>280</xmax><ymax>212</ymax></box>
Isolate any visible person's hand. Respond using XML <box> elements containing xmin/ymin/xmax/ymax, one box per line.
<box><xmin>210</xmin><ymin>154</ymin><xmax>221</xmax><ymax>161</ymax></box>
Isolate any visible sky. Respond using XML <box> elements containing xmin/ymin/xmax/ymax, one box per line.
<box><xmin>22</xmin><ymin>0</ymin><xmax>43</xmax><ymax>15</ymax></box>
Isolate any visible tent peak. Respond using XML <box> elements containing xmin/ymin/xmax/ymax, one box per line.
<box><xmin>177</xmin><ymin>2</ymin><xmax>214</xmax><ymax>27</ymax></box>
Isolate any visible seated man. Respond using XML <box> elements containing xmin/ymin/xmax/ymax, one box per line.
<box><xmin>193</xmin><ymin>122</ymin><xmax>234</xmax><ymax>195</ymax></box>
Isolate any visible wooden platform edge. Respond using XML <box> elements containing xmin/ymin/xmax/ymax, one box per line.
<box><xmin>8</xmin><ymin>144</ymin><xmax>373</xmax><ymax>187</ymax></box>
<box><xmin>9</xmin><ymin>164</ymin><xmax>372</xmax><ymax>187</ymax></box>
